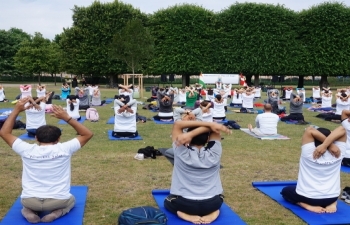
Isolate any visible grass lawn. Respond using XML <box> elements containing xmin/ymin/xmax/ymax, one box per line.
<box><xmin>0</xmin><ymin>83</ymin><xmax>349</xmax><ymax>225</ymax></box>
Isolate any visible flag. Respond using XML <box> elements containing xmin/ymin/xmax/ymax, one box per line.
<box><xmin>199</xmin><ymin>73</ymin><xmax>206</xmax><ymax>88</ymax></box>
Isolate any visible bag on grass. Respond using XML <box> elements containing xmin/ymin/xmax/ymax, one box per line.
<box><xmin>86</xmin><ymin>108</ymin><xmax>99</xmax><ymax>122</ymax></box>
<box><xmin>138</xmin><ymin>146</ymin><xmax>156</xmax><ymax>159</ymax></box>
<box><xmin>118</xmin><ymin>206</ymin><xmax>167</xmax><ymax>225</ymax></box>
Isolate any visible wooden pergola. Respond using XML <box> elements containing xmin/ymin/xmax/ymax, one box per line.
<box><xmin>120</xmin><ymin>74</ymin><xmax>144</xmax><ymax>98</ymax></box>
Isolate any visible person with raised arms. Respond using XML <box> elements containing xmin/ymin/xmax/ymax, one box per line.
<box><xmin>248</xmin><ymin>103</ymin><xmax>279</xmax><ymax>136</ymax></box>
<box><xmin>0</xmin><ymin>99</ymin><xmax>93</xmax><ymax>223</ymax></box>
<box><xmin>36</xmin><ymin>85</ymin><xmax>46</xmax><ymax>98</ymax></box>
<box><xmin>164</xmin><ymin>120</ymin><xmax>231</xmax><ymax>224</ymax></box>
<box><xmin>66</xmin><ymin>95</ymin><xmax>81</xmax><ymax>120</ymax></box>
<box><xmin>113</xmin><ymin>95</ymin><xmax>138</xmax><ymax>138</ymax></box>
<box><xmin>25</xmin><ymin>94</ymin><xmax>51</xmax><ymax>137</ymax></box>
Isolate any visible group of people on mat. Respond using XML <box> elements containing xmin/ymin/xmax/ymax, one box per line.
<box><xmin>2</xmin><ymin>83</ymin><xmax>350</xmax><ymax>224</ymax></box>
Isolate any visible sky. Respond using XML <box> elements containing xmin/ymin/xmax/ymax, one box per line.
<box><xmin>0</xmin><ymin>0</ymin><xmax>349</xmax><ymax>40</ymax></box>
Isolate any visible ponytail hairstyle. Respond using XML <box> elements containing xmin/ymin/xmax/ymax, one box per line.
<box><xmin>68</xmin><ymin>95</ymin><xmax>77</xmax><ymax>111</ymax></box>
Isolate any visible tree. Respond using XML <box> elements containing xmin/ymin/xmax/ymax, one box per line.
<box><xmin>14</xmin><ymin>32</ymin><xmax>51</xmax><ymax>84</ymax></box>
<box><xmin>110</xmin><ymin>19</ymin><xmax>154</xmax><ymax>84</ymax></box>
<box><xmin>0</xmin><ymin>28</ymin><xmax>30</xmax><ymax>76</ymax></box>
<box><xmin>47</xmin><ymin>42</ymin><xmax>63</xmax><ymax>86</ymax></box>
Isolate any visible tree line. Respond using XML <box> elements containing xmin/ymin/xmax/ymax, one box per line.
<box><xmin>0</xmin><ymin>1</ymin><xmax>349</xmax><ymax>87</ymax></box>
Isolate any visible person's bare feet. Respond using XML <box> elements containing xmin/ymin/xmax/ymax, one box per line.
<box><xmin>41</xmin><ymin>209</ymin><xmax>63</xmax><ymax>223</ymax></box>
<box><xmin>177</xmin><ymin>211</ymin><xmax>201</xmax><ymax>224</ymax></box>
<box><xmin>248</xmin><ymin>124</ymin><xmax>253</xmax><ymax>131</ymax></box>
<box><xmin>325</xmin><ymin>201</ymin><xmax>337</xmax><ymax>213</ymax></box>
<box><xmin>200</xmin><ymin>210</ymin><xmax>220</xmax><ymax>224</ymax></box>
<box><xmin>299</xmin><ymin>202</ymin><xmax>326</xmax><ymax>213</ymax></box>
<box><xmin>21</xmin><ymin>207</ymin><xmax>40</xmax><ymax>223</ymax></box>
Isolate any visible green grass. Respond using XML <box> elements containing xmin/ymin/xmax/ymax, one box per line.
<box><xmin>0</xmin><ymin>83</ymin><xmax>349</xmax><ymax>225</ymax></box>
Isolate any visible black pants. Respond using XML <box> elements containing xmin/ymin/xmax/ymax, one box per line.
<box><xmin>324</xmin><ymin>114</ymin><xmax>341</xmax><ymax>121</ymax></box>
<box><xmin>213</xmin><ymin>117</ymin><xmax>226</xmax><ymax>120</ymax></box>
<box><xmin>280</xmin><ymin>113</ymin><xmax>304</xmax><ymax>121</ymax></box>
<box><xmin>112</xmin><ymin>131</ymin><xmax>138</xmax><ymax>138</ymax></box>
<box><xmin>153</xmin><ymin>115</ymin><xmax>173</xmax><ymax>121</ymax></box>
<box><xmin>164</xmin><ymin>194</ymin><xmax>223</xmax><ymax>217</ymax></box>
<box><xmin>281</xmin><ymin>185</ymin><xmax>337</xmax><ymax>208</ymax></box>
<box><xmin>342</xmin><ymin>158</ymin><xmax>350</xmax><ymax>167</ymax></box>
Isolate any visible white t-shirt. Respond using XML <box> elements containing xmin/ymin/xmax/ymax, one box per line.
<box><xmin>254</xmin><ymin>88</ymin><xmax>261</xmax><ymax>98</ymax></box>
<box><xmin>231</xmin><ymin>92</ymin><xmax>243</xmax><ymax>104</ymax></box>
<box><xmin>66</xmin><ymin>99</ymin><xmax>80</xmax><ymax>119</ymax></box>
<box><xmin>36</xmin><ymin>88</ymin><xmax>46</xmax><ymax>98</ymax></box>
<box><xmin>321</xmin><ymin>95</ymin><xmax>332</xmax><ymax>108</ymax></box>
<box><xmin>312</xmin><ymin>88</ymin><xmax>321</xmax><ymax>98</ymax></box>
<box><xmin>255</xmin><ymin>112</ymin><xmax>279</xmax><ymax>135</ymax></box>
<box><xmin>285</xmin><ymin>89</ymin><xmax>293</xmax><ymax>100</ymax></box>
<box><xmin>0</xmin><ymin>88</ymin><xmax>5</xmax><ymax>101</ymax></box>
<box><xmin>296</xmin><ymin>141</ymin><xmax>346</xmax><ymax>199</ymax></box>
<box><xmin>20</xmin><ymin>86</ymin><xmax>32</xmax><ymax>99</ymax></box>
<box><xmin>119</xmin><ymin>89</ymin><xmax>134</xmax><ymax>101</ymax></box>
<box><xmin>114</xmin><ymin>105</ymin><xmax>137</xmax><ymax>132</ymax></box>
<box><xmin>335</xmin><ymin>98</ymin><xmax>350</xmax><ymax>115</ymax></box>
<box><xmin>178</xmin><ymin>91</ymin><xmax>186</xmax><ymax>102</ymax></box>
<box><xmin>342</xmin><ymin>120</ymin><xmax>350</xmax><ymax>157</ymax></box>
<box><xmin>212</xmin><ymin>101</ymin><xmax>225</xmax><ymax>118</ymax></box>
<box><xmin>242</xmin><ymin>93</ymin><xmax>254</xmax><ymax>108</ymax></box>
<box><xmin>12</xmin><ymin>138</ymin><xmax>81</xmax><ymax>199</ymax></box>
<box><xmin>202</xmin><ymin>108</ymin><xmax>213</xmax><ymax>122</ymax></box>
<box><xmin>25</xmin><ymin>102</ymin><xmax>46</xmax><ymax>129</ymax></box>
<box><xmin>297</xmin><ymin>89</ymin><xmax>306</xmax><ymax>102</ymax></box>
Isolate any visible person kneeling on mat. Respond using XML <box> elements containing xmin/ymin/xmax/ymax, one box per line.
<box><xmin>113</xmin><ymin>95</ymin><xmax>138</xmax><ymax>138</ymax></box>
<box><xmin>0</xmin><ymin>99</ymin><xmax>93</xmax><ymax>223</ymax></box>
<box><xmin>281</xmin><ymin>126</ymin><xmax>346</xmax><ymax>213</ymax></box>
<box><xmin>164</xmin><ymin>120</ymin><xmax>231</xmax><ymax>224</ymax></box>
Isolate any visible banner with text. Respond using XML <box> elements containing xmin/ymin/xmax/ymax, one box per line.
<box><xmin>201</xmin><ymin>74</ymin><xmax>239</xmax><ymax>84</ymax></box>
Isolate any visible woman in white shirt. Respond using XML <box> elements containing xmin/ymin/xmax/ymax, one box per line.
<box><xmin>20</xmin><ymin>84</ymin><xmax>32</xmax><ymax>99</ymax></box>
<box><xmin>25</xmin><ymin>96</ymin><xmax>47</xmax><ymax>137</ymax></box>
<box><xmin>212</xmin><ymin>94</ymin><xmax>226</xmax><ymax>121</ymax></box>
<box><xmin>200</xmin><ymin>101</ymin><xmax>213</xmax><ymax>122</ymax></box>
<box><xmin>66</xmin><ymin>95</ymin><xmax>80</xmax><ymax>120</ymax></box>
<box><xmin>230</xmin><ymin>88</ymin><xmax>243</xmax><ymax>106</ymax></box>
<box><xmin>242</xmin><ymin>88</ymin><xmax>255</xmax><ymax>109</ymax></box>
<box><xmin>0</xmin><ymin>85</ymin><xmax>8</xmax><ymax>102</ymax></box>
<box><xmin>113</xmin><ymin>96</ymin><xmax>138</xmax><ymax>138</ymax></box>
<box><xmin>178</xmin><ymin>88</ymin><xmax>187</xmax><ymax>104</ymax></box>
<box><xmin>36</xmin><ymin>85</ymin><xmax>46</xmax><ymax>98</ymax></box>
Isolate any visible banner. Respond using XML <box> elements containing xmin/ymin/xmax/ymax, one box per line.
<box><xmin>200</xmin><ymin>74</ymin><xmax>239</xmax><ymax>84</ymax></box>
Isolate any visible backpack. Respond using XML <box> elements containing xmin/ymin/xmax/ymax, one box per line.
<box><xmin>138</xmin><ymin>146</ymin><xmax>157</xmax><ymax>159</ymax></box>
<box><xmin>86</xmin><ymin>108</ymin><xmax>99</xmax><ymax>122</ymax></box>
<box><xmin>118</xmin><ymin>206</ymin><xmax>167</xmax><ymax>225</ymax></box>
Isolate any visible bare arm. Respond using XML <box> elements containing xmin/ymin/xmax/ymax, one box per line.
<box><xmin>51</xmin><ymin>105</ymin><xmax>93</xmax><ymax>147</ymax></box>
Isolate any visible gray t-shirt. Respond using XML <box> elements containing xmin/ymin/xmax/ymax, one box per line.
<box><xmin>170</xmin><ymin>140</ymin><xmax>223</xmax><ymax>198</ymax></box>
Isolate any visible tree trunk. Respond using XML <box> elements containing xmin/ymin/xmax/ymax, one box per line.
<box><xmin>254</xmin><ymin>75</ymin><xmax>260</xmax><ymax>86</ymax></box>
<box><xmin>297</xmin><ymin>76</ymin><xmax>304</xmax><ymax>88</ymax></box>
<box><xmin>132</xmin><ymin>60</ymin><xmax>135</xmax><ymax>85</ymax></box>
<box><xmin>182</xmin><ymin>75</ymin><xmax>188</xmax><ymax>87</ymax></box>
<box><xmin>245</xmin><ymin>74</ymin><xmax>253</xmax><ymax>86</ymax></box>
<box><xmin>110</xmin><ymin>75</ymin><xmax>114</xmax><ymax>88</ymax></box>
<box><xmin>54</xmin><ymin>73</ymin><xmax>56</xmax><ymax>86</ymax></box>
<box><xmin>319</xmin><ymin>76</ymin><xmax>329</xmax><ymax>89</ymax></box>
<box><xmin>38</xmin><ymin>73</ymin><xmax>41</xmax><ymax>85</ymax></box>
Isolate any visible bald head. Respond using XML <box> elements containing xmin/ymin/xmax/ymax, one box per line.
<box><xmin>264</xmin><ymin>103</ymin><xmax>272</xmax><ymax>112</ymax></box>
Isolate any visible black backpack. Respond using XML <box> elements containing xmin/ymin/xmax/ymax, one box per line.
<box><xmin>118</xmin><ymin>206</ymin><xmax>167</xmax><ymax>225</ymax></box>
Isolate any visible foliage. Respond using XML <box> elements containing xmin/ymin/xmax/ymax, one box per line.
<box><xmin>14</xmin><ymin>32</ymin><xmax>51</xmax><ymax>83</ymax></box>
<box><xmin>110</xmin><ymin>19</ymin><xmax>154</xmax><ymax>75</ymax></box>
<box><xmin>148</xmin><ymin>4</ymin><xmax>216</xmax><ymax>75</ymax></box>
<box><xmin>59</xmin><ymin>0</ymin><xmax>147</xmax><ymax>77</ymax></box>
<box><xmin>0</xmin><ymin>28</ymin><xmax>30</xmax><ymax>75</ymax></box>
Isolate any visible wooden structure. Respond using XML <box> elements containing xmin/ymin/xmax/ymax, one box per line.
<box><xmin>120</xmin><ymin>74</ymin><xmax>144</xmax><ymax>98</ymax></box>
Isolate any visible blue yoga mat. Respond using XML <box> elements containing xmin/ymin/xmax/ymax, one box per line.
<box><xmin>152</xmin><ymin>118</ymin><xmax>174</xmax><ymax>124</ymax></box>
<box><xmin>152</xmin><ymin>190</ymin><xmax>246</xmax><ymax>225</ymax></box>
<box><xmin>229</xmin><ymin>104</ymin><xmax>242</xmax><ymax>108</ymax></box>
<box><xmin>0</xmin><ymin>108</ymin><xmax>13</xmax><ymax>113</ymax></box>
<box><xmin>252</xmin><ymin>181</ymin><xmax>350</xmax><ymax>225</ymax></box>
<box><xmin>341</xmin><ymin>165</ymin><xmax>350</xmax><ymax>173</ymax></box>
<box><xmin>18</xmin><ymin>133</ymin><xmax>36</xmax><ymax>141</ymax></box>
<box><xmin>107</xmin><ymin>130</ymin><xmax>142</xmax><ymax>140</ymax></box>
<box><xmin>0</xmin><ymin>116</ymin><xmax>21</xmax><ymax>121</ymax></box>
<box><xmin>106</xmin><ymin>116</ymin><xmax>114</xmax><ymax>124</ymax></box>
<box><xmin>214</xmin><ymin>119</ymin><xmax>228</xmax><ymax>124</ymax></box>
<box><xmin>105</xmin><ymin>98</ymin><xmax>113</xmax><ymax>104</ymax></box>
<box><xmin>58</xmin><ymin>116</ymin><xmax>86</xmax><ymax>125</ymax></box>
<box><xmin>0</xmin><ymin>186</ymin><xmax>88</xmax><ymax>225</ymax></box>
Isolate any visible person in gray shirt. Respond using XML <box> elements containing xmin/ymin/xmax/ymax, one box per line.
<box><xmin>164</xmin><ymin>120</ymin><xmax>231</xmax><ymax>224</ymax></box>
<box><xmin>280</xmin><ymin>92</ymin><xmax>306</xmax><ymax>123</ymax></box>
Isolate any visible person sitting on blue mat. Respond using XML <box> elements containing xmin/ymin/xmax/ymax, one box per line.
<box><xmin>241</xmin><ymin>87</ymin><xmax>255</xmax><ymax>112</ymax></box>
<box><xmin>248</xmin><ymin>103</ymin><xmax>279</xmax><ymax>136</ymax></box>
<box><xmin>280</xmin><ymin>92</ymin><xmax>307</xmax><ymax>124</ymax></box>
<box><xmin>153</xmin><ymin>88</ymin><xmax>174</xmax><ymax>121</ymax></box>
<box><xmin>324</xmin><ymin>92</ymin><xmax>350</xmax><ymax>122</ymax></box>
<box><xmin>164</xmin><ymin>120</ymin><xmax>231</xmax><ymax>224</ymax></box>
<box><xmin>113</xmin><ymin>95</ymin><xmax>138</xmax><ymax>138</ymax></box>
<box><xmin>0</xmin><ymin>99</ymin><xmax>93</xmax><ymax>223</ymax></box>
<box><xmin>212</xmin><ymin>94</ymin><xmax>226</xmax><ymax>121</ymax></box>
<box><xmin>66</xmin><ymin>95</ymin><xmax>81</xmax><ymax>120</ymax></box>
<box><xmin>75</xmin><ymin>87</ymin><xmax>90</xmax><ymax>110</ymax></box>
<box><xmin>25</xmin><ymin>95</ymin><xmax>50</xmax><ymax>137</ymax></box>
<box><xmin>281</xmin><ymin>126</ymin><xmax>346</xmax><ymax>213</ymax></box>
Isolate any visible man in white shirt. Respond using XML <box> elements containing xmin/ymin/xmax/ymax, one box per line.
<box><xmin>281</xmin><ymin>126</ymin><xmax>346</xmax><ymax>213</ymax></box>
<box><xmin>248</xmin><ymin>104</ymin><xmax>279</xmax><ymax>136</ymax></box>
<box><xmin>0</xmin><ymin>99</ymin><xmax>93</xmax><ymax>223</ymax></box>
<box><xmin>25</xmin><ymin>95</ymin><xmax>48</xmax><ymax>137</ymax></box>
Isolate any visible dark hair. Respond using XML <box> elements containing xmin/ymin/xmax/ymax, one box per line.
<box><xmin>187</xmin><ymin>127</ymin><xmax>210</xmax><ymax>146</ymax></box>
<box><xmin>118</xmin><ymin>95</ymin><xmax>130</xmax><ymax>104</ymax></box>
<box><xmin>314</xmin><ymin>127</ymin><xmax>331</xmax><ymax>147</ymax></box>
<box><xmin>341</xmin><ymin>93</ymin><xmax>347</xmax><ymax>98</ymax></box>
<box><xmin>68</xmin><ymin>95</ymin><xmax>77</xmax><ymax>111</ymax></box>
<box><xmin>36</xmin><ymin>125</ymin><xmax>62</xmax><ymax>143</ymax></box>
<box><xmin>324</xmin><ymin>90</ymin><xmax>329</xmax><ymax>94</ymax></box>
<box><xmin>216</xmin><ymin>94</ymin><xmax>222</xmax><ymax>101</ymax></box>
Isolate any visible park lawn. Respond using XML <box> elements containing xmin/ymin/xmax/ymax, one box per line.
<box><xmin>0</xmin><ymin>83</ymin><xmax>349</xmax><ymax>225</ymax></box>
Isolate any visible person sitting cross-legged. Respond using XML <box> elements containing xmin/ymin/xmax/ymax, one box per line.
<box><xmin>113</xmin><ymin>95</ymin><xmax>138</xmax><ymax>138</ymax></box>
<box><xmin>280</xmin><ymin>92</ymin><xmax>306</xmax><ymax>124</ymax></box>
<box><xmin>280</xmin><ymin>126</ymin><xmax>346</xmax><ymax>213</ymax></box>
<box><xmin>248</xmin><ymin>103</ymin><xmax>279</xmax><ymax>136</ymax></box>
<box><xmin>164</xmin><ymin>120</ymin><xmax>231</xmax><ymax>224</ymax></box>
<box><xmin>25</xmin><ymin>94</ymin><xmax>51</xmax><ymax>137</ymax></box>
<box><xmin>153</xmin><ymin>89</ymin><xmax>174</xmax><ymax>121</ymax></box>
<box><xmin>0</xmin><ymin>100</ymin><xmax>93</xmax><ymax>223</ymax></box>
<box><xmin>66</xmin><ymin>95</ymin><xmax>81</xmax><ymax>120</ymax></box>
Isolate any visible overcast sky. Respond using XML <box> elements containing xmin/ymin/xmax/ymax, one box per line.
<box><xmin>1</xmin><ymin>0</ymin><xmax>348</xmax><ymax>40</ymax></box>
